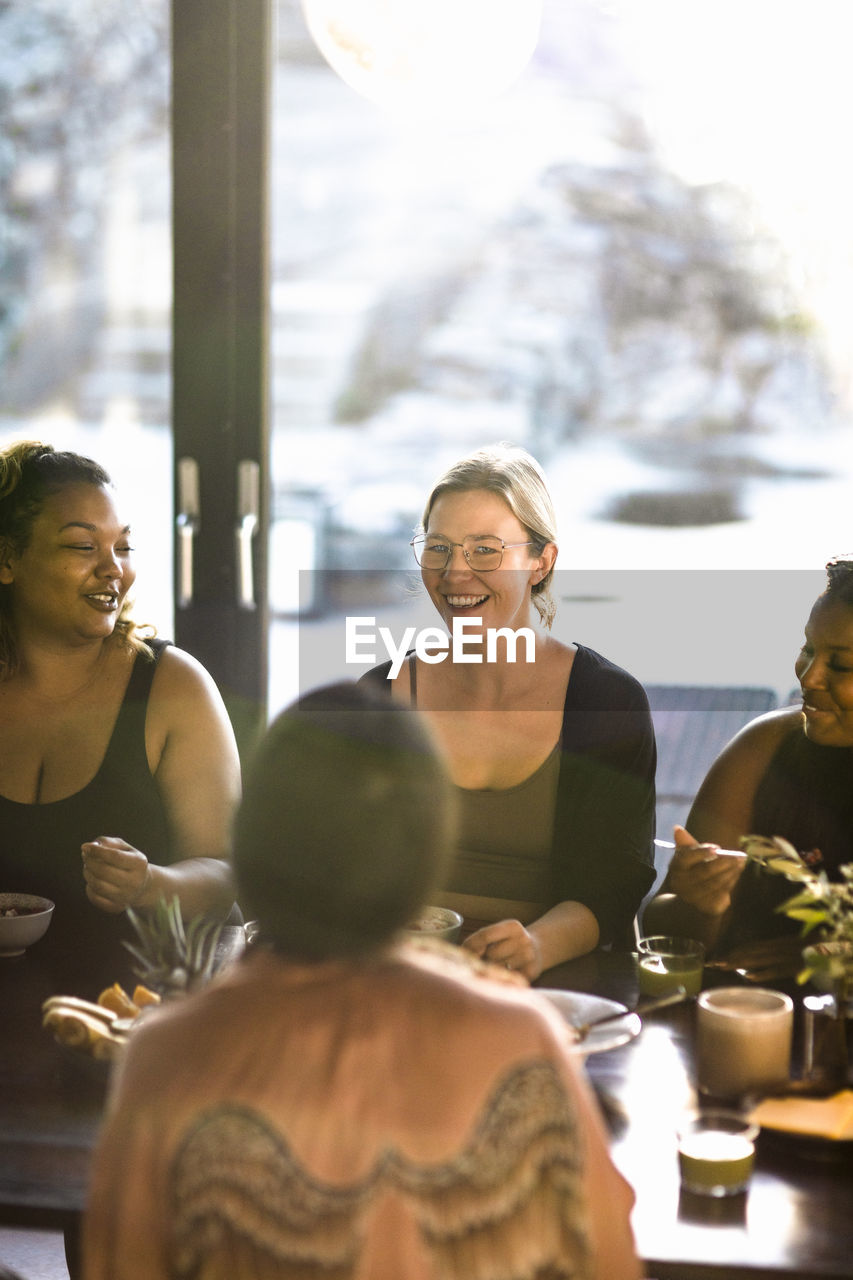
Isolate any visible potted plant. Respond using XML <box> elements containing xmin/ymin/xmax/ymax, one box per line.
<box><xmin>741</xmin><ymin>835</ymin><xmax>853</xmax><ymax>1006</ymax></box>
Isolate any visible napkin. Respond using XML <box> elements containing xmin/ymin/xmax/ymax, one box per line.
<box><xmin>749</xmin><ymin>1089</ymin><xmax>853</xmax><ymax>1141</ymax></box>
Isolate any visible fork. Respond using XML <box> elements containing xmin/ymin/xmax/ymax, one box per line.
<box><xmin>573</xmin><ymin>986</ymin><xmax>689</xmax><ymax>1042</ymax></box>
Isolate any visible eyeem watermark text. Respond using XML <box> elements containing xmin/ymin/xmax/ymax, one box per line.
<box><xmin>346</xmin><ymin>617</ymin><xmax>536</xmax><ymax>678</ymax></box>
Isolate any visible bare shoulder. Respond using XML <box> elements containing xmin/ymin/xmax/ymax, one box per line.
<box><xmin>150</xmin><ymin>644</ymin><xmax>223</xmax><ymax>703</ymax></box>
<box><xmin>542</xmin><ymin>635</ymin><xmax>576</xmax><ymax>671</ymax></box>
<box><xmin>145</xmin><ymin>645</ymin><xmax>235</xmax><ymax>757</ymax></box>
<box><xmin>386</xmin><ymin>659</ymin><xmax>413</xmax><ymax>704</ymax></box>
<box><xmin>723</xmin><ymin>705</ymin><xmax>801</xmax><ymax>761</ymax></box>
<box><xmin>535</xmin><ymin>634</ymin><xmax>576</xmax><ymax>697</ymax></box>
<box><xmin>688</xmin><ymin>705</ymin><xmax>802</xmax><ymax>843</ymax></box>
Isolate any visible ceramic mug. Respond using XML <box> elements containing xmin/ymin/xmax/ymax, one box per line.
<box><xmin>696</xmin><ymin>986</ymin><xmax>793</xmax><ymax>1101</ymax></box>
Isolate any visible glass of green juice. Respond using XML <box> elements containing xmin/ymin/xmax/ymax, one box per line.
<box><xmin>677</xmin><ymin>1109</ymin><xmax>759</xmax><ymax>1196</ymax></box>
<box><xmin>636</xmin><ymin>935</ymin><xmax>705</xmax><ymax>997</ymax></box>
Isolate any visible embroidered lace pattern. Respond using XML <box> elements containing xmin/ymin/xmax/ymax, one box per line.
<box><xmin>169</xmin><ymin>1058</ymin><xmax>590</xmax><ymax>1280</ymax></box>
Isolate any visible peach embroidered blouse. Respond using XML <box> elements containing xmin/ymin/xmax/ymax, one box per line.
<box><xmin>83</xmin><ymin>944</ymin><xmax>639</xmax><ymax>1280</ymax></box>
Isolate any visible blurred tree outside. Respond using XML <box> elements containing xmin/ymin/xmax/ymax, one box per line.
<box><xmin>0</xmin><ymin>0</ymin><xmax>168</xmax><ymax>411</ymax></box>
<box><xmin>1</xmin><ymin>0</ymin><xmax>851</xmax><ymax>683</ymax></box>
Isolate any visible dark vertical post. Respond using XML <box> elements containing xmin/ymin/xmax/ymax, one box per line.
<box><xmin>171</xmin><ymin>0</ymin><xmax>271</xmax><ymax>759</ymax></box>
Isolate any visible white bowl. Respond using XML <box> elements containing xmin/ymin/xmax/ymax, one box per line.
<box><xmin>405</xmin><ymin>906</ymin><xmax>463</xmax><ymax>944</ymax></box>
<box><xmin>0</xmin><ymin>893</ymin><xmax>55</xmax><ymax>957</ymax></box>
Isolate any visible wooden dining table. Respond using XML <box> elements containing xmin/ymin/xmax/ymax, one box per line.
<box><xmin>2</xmin><ymin>931</ymin><xmax>851</xmax><ymax>1278</ymax></box>
<box><xmin>0</xmin><ymin>926</ymin><xmax>246</xmax><ymax>1234</ymax></box>
<box><xmin>539</xmin><ymin>948</ymin><xmax>853</xmax><ymax>1280</ymax></box>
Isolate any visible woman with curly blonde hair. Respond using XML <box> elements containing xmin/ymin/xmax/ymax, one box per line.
<box><xmin>0</xmin><ymin>441</ymin><xmax>240</xmax><ymax>975</ymax></box>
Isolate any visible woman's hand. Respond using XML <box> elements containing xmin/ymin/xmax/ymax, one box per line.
<box><xmin>706</xmin><ymin>934</ymin><xmax>806</xmax><ymax>982</ymax></box>
<box><xmin>463</xmin><ymin>919</ymin><xmax>542</xmax><ymax>981</ymax></box>
<box><xmin>81</xmin><ymin>837</ymin><xmax>152</xmax><ymax>914</ymax></box>
<box><xmin>665</xmin><ymin>824</ymin><xmax>745</xmax><ymax>917</ymax></box>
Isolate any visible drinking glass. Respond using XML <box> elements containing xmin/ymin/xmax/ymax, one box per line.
<box><xmin>636</xmin><ymin>935</ymin><xmax>705</xmax><ymax>997</ymax></box>
<box><xmin>677</xmin><ymin>1108</ymin><xmax>759</xmax><ymax>1197</ymax></box>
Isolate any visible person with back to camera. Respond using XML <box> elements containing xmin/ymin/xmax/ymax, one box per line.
<box><xmin>361</xmin><ymin>442</ymin><xmax>656</xmax><ymax>979</ymax></box>
<box><xmin>0</xmin><ymin>441</ymin><xmax>241</xmax><ymax>976</ymax></box>
<box><xmin>83</xmin><ymin>680</ymin><xmax>641</xmax><ymax>1280</ymax></box>
<box><xmin>644</xmin><ymin>554</ymin><xmax>853</xmax><ymax>961</ymax></box>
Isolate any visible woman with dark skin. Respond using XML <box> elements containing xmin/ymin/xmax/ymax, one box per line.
<box><xmin>0</xmin><ymin>442</ymin><xmax>240</xmax><ymax>966</ymax></box>
<box><xmin>645</xmin><ymin>555</ymin><xmax>853</xmax><ymax>955</ymax></box>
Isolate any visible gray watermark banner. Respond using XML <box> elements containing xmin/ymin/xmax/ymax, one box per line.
<box><xmin>288</xmin><ymin>567</ymin><xmax>826</xmax><ymax>710</ymax></box>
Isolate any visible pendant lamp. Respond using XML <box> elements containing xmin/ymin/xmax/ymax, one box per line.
<box><xmin>299</xmin><ymin>0</ymin><xmax>543</xmax><ymax>115</ymax></box>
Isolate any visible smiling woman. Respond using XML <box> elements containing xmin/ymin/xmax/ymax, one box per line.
<box><xmin>644</xmin><ymin>554</ymin><xmax>853</xmax><ymax>956</ymax></box>
<box><xmin>0</xmin><ymin>441</ymin><xmax>241</xmax><ymax>979</ymax></box>
<box><xmin>6</xmin><ymin>486</ymin><xmax>138</xmax><ymax>653</ymax></box>
<box><xmin>361</xmin><ymin>443</ymin><xmax>656</xmax><ymax>976</ymax></box>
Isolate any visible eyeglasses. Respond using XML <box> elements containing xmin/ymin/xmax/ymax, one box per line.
<box><xmin>410</xmin><ymin>534</ymin><xmax>535</xmax><ymax>571</ymax></box>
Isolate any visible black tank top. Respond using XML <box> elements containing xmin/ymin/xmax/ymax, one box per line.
<box><xmin>719</xmin><ymin>726</ymin><xmax>853</xmax><ymax>950</ymax></box>
<box><xmin>0</xmin><ymin>639</ymin><xmax>172</xmax><ymax>980</ymax></box>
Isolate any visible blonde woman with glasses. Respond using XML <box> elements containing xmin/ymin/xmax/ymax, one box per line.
<box><xmin>361</xmin><ymin>442</ymin><xmax>656</xmax><ymax>979</ymax></box>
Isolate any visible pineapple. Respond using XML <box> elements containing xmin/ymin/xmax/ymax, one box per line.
<box><xmin>124</xmin><ymin>894</ymin><xmax>224</xmax><ymax>998</ymax></box>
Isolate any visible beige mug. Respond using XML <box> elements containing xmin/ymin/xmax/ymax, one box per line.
<box><xmin>696</xmin><ymin>986</ymin><xmax>793</xmax><ymax>1100</ymax></box>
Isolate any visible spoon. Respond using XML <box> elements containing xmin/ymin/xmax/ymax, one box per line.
<box><xmin>654</xmin><ymin>838</ymin><xmax>746</xmax><ymax>860</ymax></box>
<box><xmin>573</xmin><ymin>986</ymin><xmax>689</xmax><ymax>1042</ymax></box>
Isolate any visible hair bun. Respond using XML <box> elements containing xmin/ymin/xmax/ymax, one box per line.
<box><xmin>825</xmin><ymin>555</ymin><xmax>853</xmax><ymax>602</ymax></box>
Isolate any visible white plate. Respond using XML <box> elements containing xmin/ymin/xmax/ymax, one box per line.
<box><xmin>536</xmin><ymin>989</ymin><xmax>641</xmax><ymax>1055</ymax></box>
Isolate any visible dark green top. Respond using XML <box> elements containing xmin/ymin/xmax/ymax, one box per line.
<box><xmin>361</xmin><ymin>643</ymin><xmax>656</xmax><ymax>946</ymax></box>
